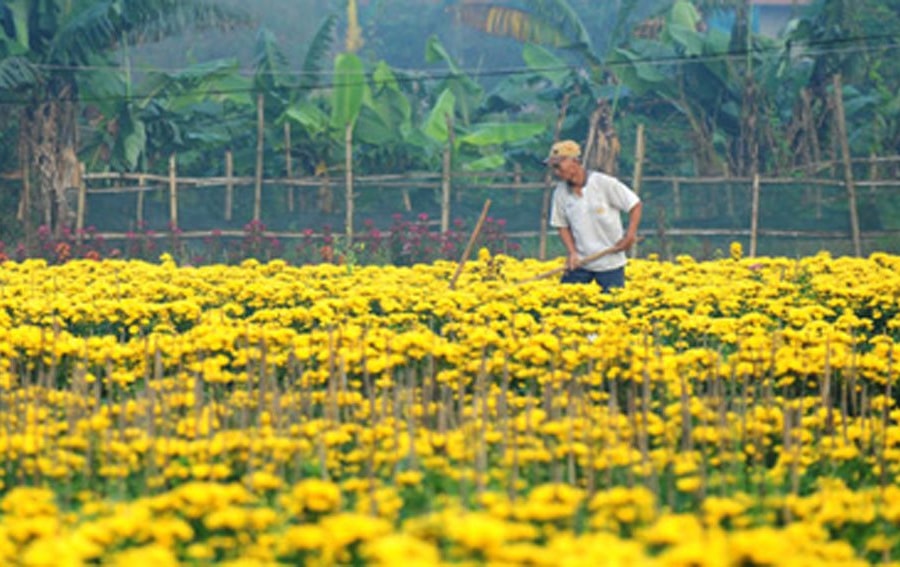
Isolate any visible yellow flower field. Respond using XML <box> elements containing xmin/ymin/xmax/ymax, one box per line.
<box><xmin>0</xmin><ymin>249</ymin><xmax>899</xmax><ymax>566</ymax></box>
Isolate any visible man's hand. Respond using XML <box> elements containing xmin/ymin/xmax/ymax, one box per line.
<box><xmin>615</xmin><ymin>233</ymin><xmax>637</xmax><ymax>252</ymax></box>
<box><xmin>566</xmin><ymin>252</ymin><xmax>580</xmax><ymax>271</ymax></box>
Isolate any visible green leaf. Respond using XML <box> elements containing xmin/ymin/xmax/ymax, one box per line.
<box><xmin>7</xmin><ymin>0</ymin><xmax>29</xmax><ymax>50</ymax></box>
<box><xmin>115</xmin><ymin>110</ymin><xmax>146</xmax><ymax>171</ymax></box>
<box><xmin>425</xmin><ymin>35</ymin><xmax>458</xmax><ymax>71</ymax></box>
<box><xmin>355</xmin><ymin>105</ymin><xmax>395</xmax><ymax>145</ymax></box>
<box><xmin>373</xmin><ymin>61</ymin><xmax>401</xmax><ymax>93</ymax></box>
<box><xmin>330</xmin><ymin>52</ymin><xmax>366</xmax><ymax>129</ymax></box>
<box><xmin>300</xmin><ymin>15</ymin><xmax>337</xmax><ymax>92</ymax></box>
<box><xmin>462</xmin><ymin>154</ymin><xmax>505</xmax><ymax>172</ymax></box>
<box><xmin>283</xmin><ymin>101</ymin><xmax>330</xmax><ymax>134</ymax></box>
<box><xmin>669</xmin><ymin>0</ymin><xmax>701</xmax><ymax>29</ymax></box>
<box><xmin>610</xmin><ymin>48</ymin><xmax>671</xmax><ymax>97</ymax></box>
<box><xmin>422</xmin><ymin>89</ymin><xmax>456</xmax><ymax>143</ymax></box>
<box><xmin>666</xmin><ymin>24</ymin><xmax>704</xmax><ymax>56</ymax></box>
<box><xmin>459</xmin><ymin>122</ymin><xmax>546</xmax><ymax>146</ymax></box>
<box><xmin>522</xmin><ymin>43</ymin><xmax>569</xmax><ymax>86</ymax></box>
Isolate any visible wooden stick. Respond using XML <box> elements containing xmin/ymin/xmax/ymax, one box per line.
<box><xmin>832</xmin><ymin>74</ymin><xmax>862</xmax><ymax>257</ymax></box>
<box><xmin>254</xmin><ymin>93</ymin><xmax>264</xmax><ymax>222</ymax></box>
<box><xmin>448</xmin><ymin>199</ymin><xmax>492</xmax><ymax>290</ymax></box>
<box><xmin>515</xmin><ymin>241</ymin><xmax>635</xmax><ymax>285</ymax></box>
<box><xmin>750</xmin><ymin>173</ymin><xmax>760</xmax><ymax>257</ymax></box>
<box><xmin>168</xmin><ymin>154</ymin><xmax>178</xmax><ymax>228</ymax></box>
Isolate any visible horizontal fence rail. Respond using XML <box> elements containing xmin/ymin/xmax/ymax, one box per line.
<box><xmin>5</xmin><ymin>135</ymin><xmax>900</xmax><ymax>260</ymax></box>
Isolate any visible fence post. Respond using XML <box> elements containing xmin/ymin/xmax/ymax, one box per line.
<box><xmin>137</xmin><ymin>173</ymin><xmax>145</xmax><ymax>226</ymax></box>
<box><xmin>225</xmin><ymin>151</ymin><xmax>234</xmax><ymax>222</ymax></box>
<box><xmin>254</xmin><ymin>93</ymin><xmax>265</xmax><ymax>222</ymax></box>
<box><xmin>285</xmin><ymin>122</ymin><xmax>294</xmax><ymax>213</ymax></box>
<box><xmin>671</xmin><ymin>179</ymin><xmax>681</xmax><ymax>220</ymax></box>
<box><xmin>750</xmin><ymin>173</ymin><xmax>760</xmax><ymax>258</ymax></box>
<box><xmin>441</xmin><ymin>114</ymin><xmax>453</xmax><ymax>233</ymax></box>
<box><xmin>76</xmin><ymin>162</ymin><xmax>86</xmax><ymax>244</ymax></box>
<box><xmin>541</xmin><ymin>94</ymin><xmax>570</xmax><ymax>260</ymax></box>
<box><xmin>631</xmin><ymin>124</ymin><xmax>645</xmax><ymax>258</ymax></box>
<box><xmin>832</xmin><ymin>74</ymin><xmax>862</xmax><ymax>257</ymax></box>
<box><xmin>345</xmin><ymin>123</ymin><xmax>355</xmax><ymax>245</ymax></box>
<box><xmin>168</xmin><ymin>154</ymin><xmax>178</xmax><ymax>229</ymax></box>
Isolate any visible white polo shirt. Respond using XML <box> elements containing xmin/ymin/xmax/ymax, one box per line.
<box><xmin>549</xmin><ymin>171</ymin><xmax>641</xmax><ymax>272</ymax></box>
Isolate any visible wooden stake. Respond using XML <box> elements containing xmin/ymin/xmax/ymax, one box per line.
<box><xmin>137</xmin><ymin>174</ymin><xmax>145</xmax><ymax>226</ymax></box>
<box><xmin>515</xmin><ymin>243</ymin><xmax>626</xmax><ymax>285</ymax></box>
<box><xmin>225</xmin><ymin>151</ymin><xmax>234</xmax><ymax>221</ymax></box>
<box><xmin>631</xmin><ymin>124</ymin><xmax>645</xmax><ymax>257</ymax></box>
<box><xmin>750</xmin><ymin>173</ymin><xmax>760</xmax><ymax>257</ymax></box>
<box><xmin>448</xmin><ymin>199</ymin><xmax>492</xmax><ymax>290</ymax></box>
<box><xmin>345</xmin><ymin>122</ymin><xmax>355</xmax><ymax>244</ymax></box>
<box><xmin>76</xmin><ymin>163</ymin><xmax>86</xmax><ymax>244</ymax></box>
<box><xmin>441</xmin><ymin>114</ymin><xmax>453</xmax><ymax>233</ymax></box>
<box><xmin>540</xmin><ymin>94</ymin><xmax>570</xmax><ymax>260</ymax></box>
<box><xmin>285</xmin><ymin>122</ymin><xmax>294</xmax><ymax>212</ymax></box>
<box><xmin>168</xmin><ymin>154</ymin><xmax>178</xmax><ymax>229</ymax></box>
<box><xmin>254</xmin><ymin>93</ymin><xmax>265</xmax><ymax>222</ymax></box>
<box><xmin>832</xmin><ymin>74</ymin><xmax>862</xmax><ymax>256</ymax></box>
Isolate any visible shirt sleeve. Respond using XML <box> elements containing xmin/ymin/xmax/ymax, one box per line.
<box><xmin>606</xmin><ymin>176</ymin><xmax>641</xmax><ymax>212</ymax></box>
<box><xmin>548</xmin><ymin>185</ymin><xmax>567</xmax><ymax>228</ymax></box>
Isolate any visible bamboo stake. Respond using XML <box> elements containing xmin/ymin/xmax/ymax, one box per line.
<box><xmin>750</xmin><ymin>173</ymin><xmax>760</xmax><ymax>257</ymax></box>
<box><xmin>448</xmin><ymin>199</ymin><xmax>492</xmax><ymax>290</ymax></box>
<box><xmin>225</xmin><ymin>151</ymin><xmax>234</xmax><ymax>221</ymax></box>
<box><xmin>254</xmin><ymin>93</ymin><xmax>265</xmax><ymax>222</ymax></box>
<box><xmin>345</xmin><ymin>122</ymin><xmax>355</xmax><ymax>244</ymax></box>
<box><xmin>441</xmin><ymin>113</ymin><xmax>453</xmax><ymax>233</ymax></box>
<box><xmin>540</xmin><ymin>94</ymin><xmax>569</xmax><ymax>260</ymax></box>
<box><xmin>515</xmin><ymin>243</ymin><xmax>625</xmax><ymax>285</ymax></box>
<box><xmin>832</xmin><ymin>74</ymin><xmax>862</xmax><ymax>256</ymax></box>
<box><xmin>76</xmin><ymin>163</ymin><xmax>86</xmax><ymax>244</ymax></box>
<box><xmin>672</xmin><ymin>179</ymin><xmax>682</xmax><ymax>219</ymax></box>
<box><xmin>168</xmin><ymin>154</ymin><xmax>178</xmax><ymax>229</ymax></box>
<box><xmin>137</xmin><ymin>173</ymin><xmax>145</xmax><ymax>225</ymax></box>
<box><xmin>285</xmin><ymin>123</ymin><xmax>294</xmax><ymax>212</ymax></box>
<box><xmin>631</xmin><ymin>124</ymin><xmax>645</xmax><ymax>257</ymax></box>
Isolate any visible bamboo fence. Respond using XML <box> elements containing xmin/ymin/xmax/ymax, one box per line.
<box><xmin>64</xmin><ymin>155</ymin><xmax>900</xmax><ymax>259</ymax></box>
<box><xmin>6</xmin><ymin>70</ymin><xmax>900</xmax><ymax>259</ymax></box>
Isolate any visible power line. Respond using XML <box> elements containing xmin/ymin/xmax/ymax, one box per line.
<box><xmin>0</xmin><ymin>33</ymin><xmax>896</xmax><ymax>106</ymax></box>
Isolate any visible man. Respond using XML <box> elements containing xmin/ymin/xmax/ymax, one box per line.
<box><xmin>546</xmin><ymin>140</ymin><xmax>643</xmax><ymax>289</ymax></box>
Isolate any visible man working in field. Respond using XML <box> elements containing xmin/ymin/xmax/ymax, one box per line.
<box><xmin>546</xmin><ymin>140</ymin><xmax>643</xmax><ymax>289</ymax></box>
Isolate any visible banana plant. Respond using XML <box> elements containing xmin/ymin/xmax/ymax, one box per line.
<box><xmin>0</xmin><ymin>0</ymin><xmax>248</xmax><ymax>237</ymax></box>
<box><xmin>420</xmin><ymin>35</ymin><xmax>548</xmax><ymax>171</ymax></box>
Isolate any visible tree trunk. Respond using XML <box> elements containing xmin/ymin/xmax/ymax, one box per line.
<box><xmin>583</xmin><ymin>100</ymin><xmax>620</xmax><ymax>175</ymax></box>
<box><xmin>23</xmin><ymin>85</ymin><xmax>79</xmax><ymax>239</ymax></box>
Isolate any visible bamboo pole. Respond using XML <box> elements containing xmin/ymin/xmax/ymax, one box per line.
<box><xmin>541</xmin><ymin>94</ymin><xmax>569</xmax><ymax>260</ymax></box>
<box><xmin>832</xmin><ymin>74</ymin><xmax>862</xmax><ymax>256</ymax></box>
<box><xmin>136</xmin><ymin>174</ymin><xmax>145</xmax><ymax>225</ymax></box>
<box><xmin>631</xmin><ymin>124</ymin><xmax>645</xmax><ymax>257</ymax></box>
<box><xmin>441</xmin><ymin>114</ymin><xmax>453</xmax><ymax>233</ymax></box>
<box><xmin>75</xmin><ymin>163</ymin><xmax>86</xmax><ymax>244</ymax></box>
<box><xmin>225</xmin><ymin>151</ymin><xmax>234</xmax><ymax>221</ymax></box>
<box><xmin>285</xmin><ymin>122</ymin><xmax>294</xmax><ymax>212</ymax></box>
<box><xmin>254</xmin><ymin>93</ymin><xmax>265</xmax><ymax>222</ymax></box>
<box><xmin>515</xmin><ymin>243</ymin><xmax>625</xmax><ymax>285</ymax></box>
<box><xmin>168</xmin><ymin>154</ymin><xmax>178</xmax><ymax>229</ymax></box>
<box><xmin>448</xmin><ymin>199</ymin><xmax>492</xmax><ymax>290</ymax></box>
<box><xmin>750</xmin><ymin>173</ymin><xmax>760</xmax><ymax>257</ymax></box>
<box><xmin>345</xmin><ymin>122</ymin><xmax>355</xmax><ymax>244</ymax></box>
<box><xmin>673</xmin><ymin>179</ymin><xmax>681</xmax><ymax>219</ymax></box>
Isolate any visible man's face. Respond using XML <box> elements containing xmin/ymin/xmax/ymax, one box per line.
<box><xmin>549</xmin><ymin>157</ymin><xmax>577</xmax><ymax>180</ymax></box>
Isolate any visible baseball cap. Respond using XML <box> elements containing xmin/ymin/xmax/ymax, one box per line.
<box><xmin>544</xmin><ymin>140</ymin><xmax>581</xmax><ymax>163</ymax></box>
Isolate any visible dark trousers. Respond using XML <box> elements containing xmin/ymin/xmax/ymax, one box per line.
<box><xmin>561</xmin><ymin>266</ymin><xmax>625</xmax><ymax>290</ymax></box>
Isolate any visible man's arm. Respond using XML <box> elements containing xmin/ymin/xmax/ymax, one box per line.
<box><xmin>616</xmin><ymin>201</ymin><xmax>643</xmax><ymax>251</ymax></box>
<box><xmin>558</xmin><ymin>226</ymin><xmax>580</xmax><ymax>270</ymax></box>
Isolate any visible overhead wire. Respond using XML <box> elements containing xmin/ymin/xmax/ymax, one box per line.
<box><xmin>0</xmin><ymin>32</ymin><xmax>896</xmax><ymax>106</ymax></box>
